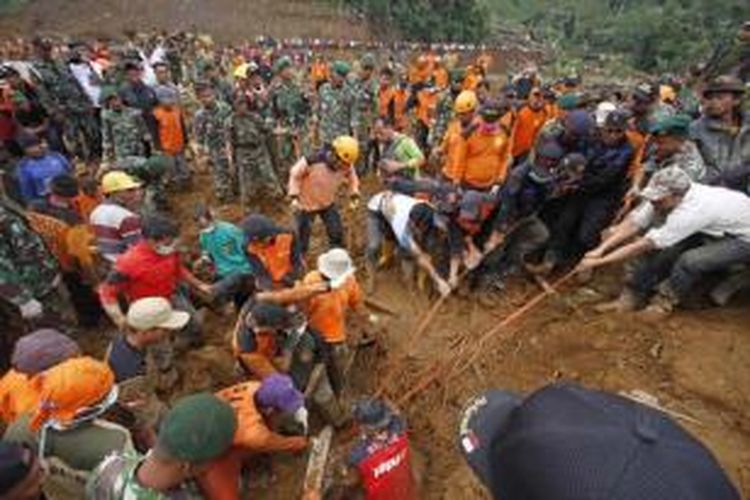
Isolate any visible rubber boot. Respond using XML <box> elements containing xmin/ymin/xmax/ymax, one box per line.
<box><xmin>317</xmin><ymin>395</ymin><xmax>349</xmax><ymax>429</ymax></box>
<box><xmin>710</xmin><ymin>268</ymin><xmax>750</xmax><ymax>306</ymax></box>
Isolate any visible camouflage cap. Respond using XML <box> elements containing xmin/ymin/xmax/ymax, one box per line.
<box><xmin>332</xmin><ymin>60</ymin><xmax>351</xmax><ymax>77</ymax></box>
<box><xmin>649</xmin><ymin>113</ymin><xmax>691</xmax><ymax>137</ymax></box>
<box><xmin>158</xmin><ymin>393</ymin><xmax>237</xmax><ymax>463</ymax></box>
<box><xmin>273</xmin><ymin>56</ymin><xmax>293</xmax><ymax>74</ymax></box>
<box><xmin>360</xmin><ymin>53</ymin><xmax>376</xmax><ymax>70</ymax></box>
<box><xmin>641</xmin><ymin>166</ymin><xmax>692</xmax><ymax>201</ymax></box>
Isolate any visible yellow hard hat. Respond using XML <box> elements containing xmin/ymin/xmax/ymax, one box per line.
<box><xmin>332</xmin><ymin>135</ymin><xmax>360</xmax><ymax>166</ymax></box>
<box><xmin>454</xmin><ymin>90</ymin><xmax>478</xmax><ymax>114</ymax></box>
<box><xmin>659</xmin><ymin>84</ymin><xmax>676</xmax><ymax>104</ymax></box>
<box><xmin>101</xmin><ymin>170</ymin><xmax>142</xmax><ymax>195</ymax></box>
<box><xmin>233</xmin><ymin>63</ymin><xmax>249</xmax><ymax>80</ymax></box>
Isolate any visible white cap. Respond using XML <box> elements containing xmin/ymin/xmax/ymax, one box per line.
<box><xmin>595</xmin><ymin>102</ymin><xmax>617</xmax><ymax>127</ymax></box>
<box><xmin>126</xmin><ymin>297</ymin><xmax>190</xmax><ymax>331</ymax></box>
<box><xmin>317</xmin><ymin>248</ymin><xmax>355</xmax><ymax>283</ymax></box>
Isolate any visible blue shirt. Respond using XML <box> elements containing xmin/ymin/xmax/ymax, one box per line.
<box><xmin>199</xmin><ymin>221</ymin><xmax>252</xmax><ymax>278</ymax></box>
<box><xmin>107</xmin><ymin>335</ymin><xmax>146</xmax><ymax>383</ymax></box>
<box><xmin>16</xmin><ymin>152</ymin><xmax>71</xmax><ymax>204</ymax></box>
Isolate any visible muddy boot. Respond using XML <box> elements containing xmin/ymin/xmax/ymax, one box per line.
<box><xmin>594</xmin><ymin>288</ymin><xmax>640</xmax><ymax>313</ymax></box>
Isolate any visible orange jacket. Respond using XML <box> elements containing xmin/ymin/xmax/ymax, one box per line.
<box><xmin>433</xmin><ymin>66</ymin><xmax>449</xmax><ymax>89</ymax></box>
<box><xmin>288</xmin><ymin>157</ymin><xmax>360</xmax><ymax>212</ymax></box>
<box><xmin>441</xmin><ymin>119</ymin><xmax>465</xmax><ymax>183</ymax></box>
<box><xmin>153</xmin><ymin>105</ymin><xmax>186</xmax><ymax>156</ymax></box>
<box><xmin>511</xmin><ymin>105</ymin><xmax>550</xmax><ymax>159</ymax></box>
<box><xmin>232</xmin><ymin>324</ymin><xmax>279</xmax><ymax>379</ymax></box>
<box><xmin>626</xmin><ymin>128</ymin><xmax>648</xmax><ymax>180</ymax></box>
<box><xmin>74</xmin><ymin>192</ymin><xmax>101</xmax><ymax>221</ymax></box>
<box><xmin>415</xmin><ymin>89</ymin><xmax>439</xmax><ymax>127</ymax></box>
<box><xmin>303</xmin><ymin>271</ymin><xmax>362</xmax><ymax>344</ymax></box>
<box><xmin>463</xmin><ymin>68</ymin><xmax>482</xmax><ymax>91</ymax></box>
<box><xmin>0</xmin><ymin>370</ymin><xmax>42</xmax><ymax>424</ymax></box>
<box><xmin>393</xmin><ymin>88</ymin><xmax>410</xmax><ymax>131</ymax></box>
<box><xmin>216</xmin><ymin>382</ymin><xmax>306</xmax><ymax>452</ymax></box>
<box><xmin>463</xmin><ymin>125</ymin><xmax>511</xmax><ymax>188</ymax></box>
<box><xmin>311</xmin><ymin>61</ymin><xmax>330</xmax><ymax>85</ymax></box>
<box><xmin>247</xmin><ymin>233</ymin><xmax>294</xmax><ymax>285</ymax></box>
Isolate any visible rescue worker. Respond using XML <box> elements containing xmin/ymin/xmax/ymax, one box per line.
<box><xmin>412</xmin><ymin>79</ymin><xmax>440</xmax><ymax>151</ymax></box>
<box><xmin>344</xmin><ymin>398</ymin><xmax>417</xmax><ymax>500</ymax></box>
<box><xmin>194</xmin><ymin>84</ymin><xmax>234</xmax><ymax>203</ymax></box>
<box><xmin>198</xmin><ymin>375</ymin><xmax>310</xmax><ymax>500</ymax></box>
<box><xmin>288</xmin><ymin>135</ymin><xmax>361</xmax><ymax>255</ymax></box>
<box><xmin>373</xmin><ymin>117</ymin><xmax>425</xmax><ymax>179</ymax></box>
<box><xmin>86</xmin><ymin>392</ymin><xmax>236</xmax><ymax>499</ymax></box>
<box><xmin>430</xmin><ymin>68</ymin><xmax>467</xmax><ymax>155</ymax></box>
<box><xmin>352</xmin><ymin>53</ymin><xmax>380</xmax><ymax>174</ymax></box>
<box><xmin>647</xmin><ymin>114</ymin><xmax>707</xmax><ymax>182</ymax></box>
<box><xmin>100</xmin><ymin>87</ymin><xmax>152</xmax><ymax>164</ymax></box>
<box><xmin>301</xmin><ymin>248</ymin><xmax>377</xmax><ymax>394</ymax></box>
<box><xmin>105</xmin><ymin>297</ymin><xmax>187</xmax><ymax>448</ymax></box>
<box><xmin>0</xmin><ymin>328</ymin><xmax>80</xmax><ymax>424</ymax></box>
<box><xmin>317</xmin><ymin>61</ymin><xmax>357</xmax><ymax>146</ymax></box>
<box><xmin>441</xmin><ymin>90</ymin><xmax>478</xmax><ymax>185</ymax></box>
<box><xmin>366</xmin><ymin>190</ymin><xmax>452</xmax><ymax>296</ymax></box>
<box><xmin>690</xmin><ymin>75</ymin><xmax>749</xmax><ymax>191</ymax></box>
<box><xmin>98</xmin><ymin>214</ymin><xmax>212</xmax><ymax>347</ymax></box>
<box><xmin>240</xmin><ymin>213</ymin><xmax>304</xmax><ymax>291</ymax></box>
<box><xmin>457</xmin><ymin>100</ymin><xmax>512</xmax><ymax>190</ymax></box>
<box><xmin>580</xmin><ymin>167</ymin><xmax>750</xmax><ymax>317</ymax></box>
<box><xmin>194</xmin><ymin>205</ymin><xmax>255</xmax><ymax>307</ymax></box>
<box><xmin>89</xmin><ymin>170</ymin><xmax>143</xmax><ymax>265</ymax></box>
<box><xmin>4</xmin><ymin>357</ymin><xmax>133</xmax><ymax>500</ymax></box>
<box><xmin>511</xmin><ymin>87</ymin><xmax>553</xmax><ymax>164</ymax></box>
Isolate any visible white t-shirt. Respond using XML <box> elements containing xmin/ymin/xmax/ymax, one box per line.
<box><xmin>368</xmin><ymin>191</ymin><xmax>425</xmax><ymax>250</ymax></box>
<box><xmin>630</xmin><ymin>183</ymin><xmax>750</xmax><ymax>249</ymax></box>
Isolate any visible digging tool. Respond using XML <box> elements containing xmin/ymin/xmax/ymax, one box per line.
<box><xmin>302</xmin><ymin>425</ymin><xmax>334</xmax><ymax>499</ymax></box>
<box><xmin>364</xmin><ymin>297</ymin><xmax>399</xmax><ymax>317</ymax></box>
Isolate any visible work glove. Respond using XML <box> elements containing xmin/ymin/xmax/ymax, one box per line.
<box><xmin>19</xmin><ymin>298</ymin><xmax>43</xmax><ymax>320</ymax></box>
<box><xmin>349</xmin><ymin>194</ymin><xmax>361</xmax><ymax>210</ymax></box>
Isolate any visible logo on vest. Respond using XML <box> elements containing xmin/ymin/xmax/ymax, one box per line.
<box><xmin>373</xmin><ymin>449</ymin><xmax>407</xmax><ymax>479</ymax></box>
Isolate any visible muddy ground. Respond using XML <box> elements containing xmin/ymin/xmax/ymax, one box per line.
<box><xmin>93</xmin><ymin>168</ymin><xmax>748</xmax><ymax>500</ymax></box>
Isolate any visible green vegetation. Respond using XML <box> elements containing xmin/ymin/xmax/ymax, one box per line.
<box><xmin>341</xmin><ymin>0</ymin><xmax>491</xmax><ymax>43</ymax></box>
<box><xmin>488</xmin><ymin>0</ymin><xmax>747</xmax><ymax>72</ymax></box>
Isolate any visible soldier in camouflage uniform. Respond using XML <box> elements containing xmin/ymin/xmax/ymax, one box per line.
<box><xmin>112</xmin><ymin>155</ymin><xmax>173</xmax><ymax>213</ymax></box>
<box><xmin>0</xmin><ymin>201</ymin><xmax>75</xmax><ymax>336</ymax></box>
<box><xmin>270</xmin><ymin>56</ymin><xmax>312</xmax><ymax>175</ymax></box>
<box><xmin>100</xmin><ymin>88</ymin><xmax>152</xmax><ymax>163</ymax></box>
<box><xmin>430</xmin><ymin>68</ymin><xmax>467</xmax><ymax>154</ymax></box>
<box><xmin>351</xmin><ymin>53</ymin><xmax>381</xmax><ymax>174</ymax></box>
<box><xmin>31</xmin><ymin>38</ymin><xmax>100</xmax><ymax>162</ymax></box>
<box><xmin>86</xmin><ymin>393</ymin><xmax>236</xmax><ymax>500</ymax></box>
<box><xmin>317</xmin><ymin>61</ymin><xmax>357</xmax><ymax>146</ymax></box>
<box><xmin>194</xmin><ymin>84</ymin><xmax>235</xmax><ymax>203</ymax></box>
<box><xmin>231</xmin><ymin>95</ymin><xmax>283</xmax><ymax>207</ymax></box>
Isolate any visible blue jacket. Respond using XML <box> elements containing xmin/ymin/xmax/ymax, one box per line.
<box><xmin>16</xmin><ymin>152</ymin><xmax>71</xmax><ymax>204</ymax></box>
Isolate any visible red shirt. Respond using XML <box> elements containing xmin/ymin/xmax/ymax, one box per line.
<box><xmin>99</xmin><ymin>241</ymin><xmax>186</xmax><ymax>305</ymax></box>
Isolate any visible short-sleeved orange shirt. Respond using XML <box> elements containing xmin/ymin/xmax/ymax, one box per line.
<box><xmin>302</xmin><ymin>271</ymin><xmax>362</xmax><ymax>344</ymax></box>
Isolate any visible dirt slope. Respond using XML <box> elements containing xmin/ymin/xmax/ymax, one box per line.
<box><xmin>0</xmin><ymin>0</ymin><xmax>370</xmax><ymax>41</ymax></box>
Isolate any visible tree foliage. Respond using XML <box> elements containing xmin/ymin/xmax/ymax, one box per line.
<box><xmin>487</xmin><ymin>0</ymin><xmax>747</xmax><ymax>72</ymax></box>
<box><xmin>343</xmin><ymin>0</ymin><xmax>491</xmax><ymax>43</ymax></box>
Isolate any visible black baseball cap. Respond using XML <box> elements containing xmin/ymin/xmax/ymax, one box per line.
<box><xmin>458</xmin><ymin>383</ymin><xmax>739</xmax><ymax>500</ymax></box>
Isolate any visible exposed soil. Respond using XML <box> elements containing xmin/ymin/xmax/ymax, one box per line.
<box><xmin>152</xmin><ymin>169</ymin><xmax>750</xmax><ymax>499</ymax></box>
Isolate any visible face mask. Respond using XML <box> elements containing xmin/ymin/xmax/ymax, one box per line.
<box><xmin>154</xmin><ymin>243</ymin><xmax>177</xmax><ymax>256</ymax></box>
<box><xmin>200</xmin><ymin>224</ymin><xmax>216</xmax><ymax>234</ymax></box>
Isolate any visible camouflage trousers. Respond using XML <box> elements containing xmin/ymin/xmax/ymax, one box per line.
<box><xmin>64</xmin><ymin>110</ymin><xmax>101</xmax><ymax>163</ymax></box>
<box><xmin>236</xmin><ymin>147</ymin><xmax>282</xmax><ymax>206</ymax></box>
<box><xmin>208</xmin><ymin>150</ymin><xmax>235</xmax><ymax>203</ymax></box>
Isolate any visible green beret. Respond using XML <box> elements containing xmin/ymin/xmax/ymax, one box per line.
<box><xmin>649</xmin><ymin>113</ymin><xmax>691</xmax><ymax>137</ymax></box>
<box><xmin>360</xmin><ymin>53</ymin><xmax>376</xmax><ymax>69</ymax></box>
<box><xmin>100</xmin><ymin>86</ymin><xmax>119</xmax><ymax>103</ymax></box>
<box><xmin>450</xmin><ymin>68</ymin><xmax>467</xmax><ymax>84</ymax></box>
<box><xmin>332</xmin><ymin>60</ymin><xmax>351</xmax><ymax>77</ymax></box>
<box><xmin>273</xmin><ymin>56</ymin><xmax>292</xmax><ymax>74</ymax></box>
<box><xmin>557</xmin><ymin>93</ymin><xmax>580</xmax><ymax>110</ymax></box>
<box><xmin>158</xmin><ymin>393</ymin><xmax>237</xmax><ymax>463</ymax></box>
